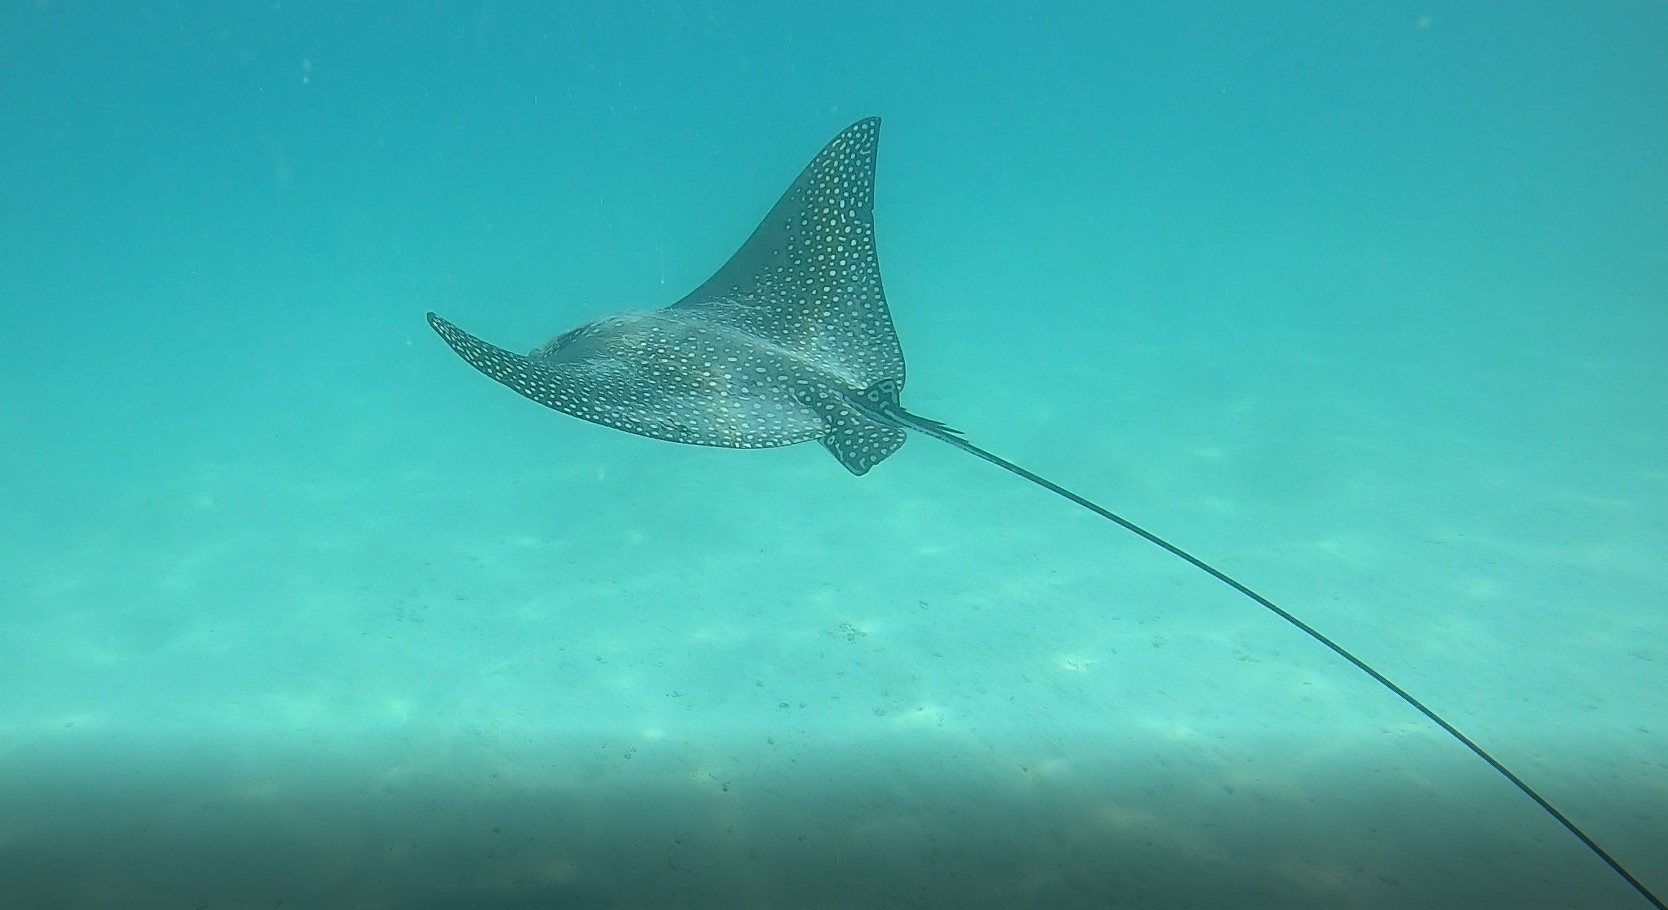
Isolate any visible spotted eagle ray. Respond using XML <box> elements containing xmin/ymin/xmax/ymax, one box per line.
<box><xmin>427</xmin><ymin>118</ymin><xmax>1661</xmax><ymax>908</ymax></box>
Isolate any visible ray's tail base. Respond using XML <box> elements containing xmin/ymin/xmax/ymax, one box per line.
<box><xmin>892</xmin><ymin>407</ymin><xmax>1664</xmax><ymax>910</ymax></box>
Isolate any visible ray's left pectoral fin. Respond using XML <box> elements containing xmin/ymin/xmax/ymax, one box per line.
<box><xmin>426</xmin><ymin>312</ymin><xmax>568</xmax><ymax>412</ymax></box>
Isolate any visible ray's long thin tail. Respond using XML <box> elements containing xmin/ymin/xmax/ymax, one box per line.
<box><xmin>894</xmin><ymin>408</ymin><xmax>1663</xmax><ymax>910</ymax></box>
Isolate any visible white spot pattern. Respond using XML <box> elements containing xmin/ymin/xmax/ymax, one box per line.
<box><xmin>428</xmin><ymin>118</ymin><xmax>911</xmax><ymax>474</ymax></box>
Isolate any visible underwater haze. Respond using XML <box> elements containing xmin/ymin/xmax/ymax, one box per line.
<box><xmin>2</xmin><ymin>2</ymin><xmax>1666</xmax><ymax>908</ymax></box>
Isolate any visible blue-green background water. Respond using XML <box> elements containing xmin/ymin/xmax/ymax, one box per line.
<box><xmin>3</xmin><ymin>3</ymin><xmax>1665</xmax><ymax>908</ymax></box>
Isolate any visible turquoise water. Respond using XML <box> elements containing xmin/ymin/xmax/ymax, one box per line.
<box><xmin>3</xmin><ymin>3</ymin><xmax>1665</xmax><ymax>908</ymax></box>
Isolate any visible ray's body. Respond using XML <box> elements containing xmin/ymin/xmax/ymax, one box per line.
<box><xmin>427</xmin><ymin>119</ymin><xmax>1662</xmax><ymax>909</ymax></box>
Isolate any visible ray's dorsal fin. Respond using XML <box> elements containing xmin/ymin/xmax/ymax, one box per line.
<box><xmin>802</xmin><ymin>379</ymin><xmax>907</xmax><ymax>476</ymax></box>
<box><xmin>673</xmin><ymin>117</ymin><xmax>906</xmax><ymax>394</ymax></box>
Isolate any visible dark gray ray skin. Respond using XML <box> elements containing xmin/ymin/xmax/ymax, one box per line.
<box><xmin>425</xmin><ymin>120</ymin><xmax>1667</xmax><ymax>908</ymax></box>
<box><xmin>427</xmin><ymin>117</ymin><xmax>935</xmax><ymax>476</ymax></box>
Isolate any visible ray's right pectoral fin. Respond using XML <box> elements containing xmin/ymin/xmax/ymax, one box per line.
<box><xmin>794</xmin><ymin>389</ymin><xmax>906</xmax><ymax>476</ymax></box>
